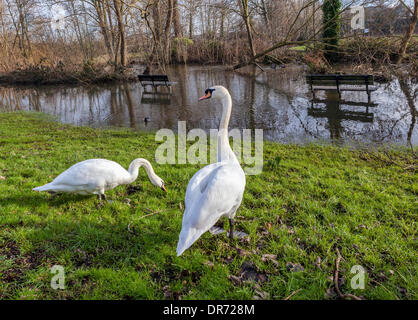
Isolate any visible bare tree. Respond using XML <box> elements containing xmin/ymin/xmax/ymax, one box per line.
<box><xmin>397</xmin><ymin>0</ymin><xmax>418</xmax><ymax>64</ymax></box>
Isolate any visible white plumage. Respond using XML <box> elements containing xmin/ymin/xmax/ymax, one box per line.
<box><xmin>177</xmin><ymin>86</ymin><xmax>246</xmax><ymax>256</ymax></box>
<box><xmin>33</xmin><ymin>158</ymin><xmax>166</xmax><ymax>199</ymax></box>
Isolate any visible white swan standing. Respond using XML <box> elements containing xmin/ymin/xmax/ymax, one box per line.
<box><xmin>176</xmin><ymin>85</ymin><xmax>246</xmax><ymax>256</ymax></box>
<box><xmin>33</xmin><ymin>158</ymin><xmax>166</xmax><ymax>199</ymax></box>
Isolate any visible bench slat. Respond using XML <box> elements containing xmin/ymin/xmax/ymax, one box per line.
<box><xmin>312</xmin><ymin>86</ymin><xmax>377</xmax><ymax>91</ymax></box>
<box><xmin>138</xmin><ymin>74</ymin><xmax>170</xmax><ymax>82</ymax></box>
<box><xmin>140</xmin><ymin>81</ymin><xmax>173</xmax><ymax>86</ymax></box>
<box><xmin>306</xmin><ymin>74</ymin><xmax>374</xmax><ymax>85</ymax></box>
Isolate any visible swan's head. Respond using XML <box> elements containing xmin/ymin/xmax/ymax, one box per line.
<box><xmin>152</xmin><ymin>175</ymin><xmax>167</xmax><ymax>192</ymax></box>
<box><xmin>130</xmin><ymin>158</ymin><xmax>167</xmax><ymax>192</ymax></box>
<box><xmin>199</xmin><ymin>85</ymin><xmax>229</xmax><ymax>101</ymax></box>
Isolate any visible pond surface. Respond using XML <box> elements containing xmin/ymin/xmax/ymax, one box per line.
<box><xmin>0</xmin><ymin>65</ymin><xmax>417</xmax><ymax>146</ymax></box>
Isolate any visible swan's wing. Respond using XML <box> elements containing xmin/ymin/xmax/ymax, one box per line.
<box><xmin>177</xmin><ymin>163</ymin><xmax>245</xmax><ymax>256</ymax></box>
<box><xmin>184</xmin><ymin>162</ymin><xmax>223</xmax><ymax>211</ymax></box>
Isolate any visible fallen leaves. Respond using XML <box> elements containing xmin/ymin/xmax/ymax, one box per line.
<box><xmin>253</xmin><ymin>284</ymin><xmax>270</xmax><ymax>300</ymax></box>
<box><xmin>314</xmin><ymin>256</ymin><xmax>322</xmax><ymax>269</ymax></box>
<box><xmin>261</xmin><ymin>254</ymin><xmax>279</xmax><ymax>266</ymax></box>
<box><xmin>286</xmin><ymin>262</ymin><xmax>305</xmax><ymax>272</ymax></box>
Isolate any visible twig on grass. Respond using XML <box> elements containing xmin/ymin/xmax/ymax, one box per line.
<box><xmin>360</xmin><ymin>150</ymin><xmax>417</xmax><ymax>172</ymax></box>
<box><xmin>127</xmin><ymin>223</ymin><xmax>138</xmax><ymax>235</ymax></box>
<box><xmin>284</xmin><ymin>289</ymin><xmax>302</xmax><ymax>300</ymax></box>
<box><xmin>140</xmin><ymin>208</ymin><xmax>164</xmax><ymax>219</ymax></box>
<box><xmin>370</xmin><ymin>279</ymin><xmax>400</xmax><ymax>300</ymax></box>
<box><xmin>127</xmin><ymin>208</ymin><xmax>165</xmax><ymax>234</ymax></box>
<box><xmin>334</xmin><ymin>248</ymin><xmax>363</xmax><ymax>300</ymax></box>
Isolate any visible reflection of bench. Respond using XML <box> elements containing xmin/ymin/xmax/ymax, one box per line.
<box><xmin>312</xmin><ymin>98</ymin><xmax>377</xmax><ymax>108</ymax></box>
<box><xmin>141</xmin><ymin>92</ymin><xmax>171</xmax><ymax>105</ymax></box>
<box><xmin>138</xmin><ymin>75</ymin><xmax>172</xmax><ymax>92</ymax></box>
<box><xmin>306</xmin><ymin>74</ymin><xmax>376</xmax><ymax>102</ymax></box>
<box><xmin>308</xmin><ymin>98</ymin><xmax>375</xmax><ymax>123</ymax></box>
<box><xmin>308</xmin><ymin>107</ymin><xmax>373</xmax><ymax>122</ymax></box>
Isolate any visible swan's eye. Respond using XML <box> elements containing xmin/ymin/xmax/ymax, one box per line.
<box><xmin>200</xmin><ymin>88</ymin><xmax>215</xmax><ymax>101</ymax></box>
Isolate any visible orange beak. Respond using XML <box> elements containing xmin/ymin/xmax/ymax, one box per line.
<box><xmin>161</xmin><ymin>184</ymin><xmax>167</xmax><ymax>192</ymax></box>
<box><xmin>199</xmin><ymin>93</ymin><xmax>211</xmax><ymax>101</ymax></box>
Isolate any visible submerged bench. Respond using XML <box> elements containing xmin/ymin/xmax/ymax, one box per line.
<box><xmin>138</xmin><ymin>74</ymin><xmax>172</xmax><ymax>92</ymax></box>
<box><xmin>306</xmin><ymin>74</ymin><xmax>376</xmax><ymax>102</ymax></box>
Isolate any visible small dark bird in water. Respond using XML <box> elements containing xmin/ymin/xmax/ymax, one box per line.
<box><xmin>143</xmin><ymin>66</ymin><xmax>150</xmax><ymax>75</ymax></box>
<box><xmin>271</xmin><ymin>63</ymin><xmax>277</xmax><ymax>70</ymax></box>
<box><xmin>144</xmin><ymin>117</ymin><xmax>150</xmax><ymax>123</ymax></box>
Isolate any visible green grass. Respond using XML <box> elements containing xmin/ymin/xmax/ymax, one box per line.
<box><xmin>289</xmin><ymin>46</ymin><xmax>308</xmax><ymax>52</ymax></box>
<box><xmin>0</xmin><ymin>112</ymin><xmax>416</xmax><ymax>300</ymax></box>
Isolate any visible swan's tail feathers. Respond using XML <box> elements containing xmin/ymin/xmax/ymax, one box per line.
<box><xmin>32</xmin><ymin>183</ymin><xmax>54</xmax><ymax>192</ymax></box>
<box><xmin>176</xmin><ymin>226</ymin><xmax>206</xmax><ymax>256</ymax></box>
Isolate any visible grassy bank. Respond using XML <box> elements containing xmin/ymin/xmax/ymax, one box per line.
<box><xmin>0</xmin><ymin>112</ymin><xmax>416</xmax><ymax>300</ymax></box>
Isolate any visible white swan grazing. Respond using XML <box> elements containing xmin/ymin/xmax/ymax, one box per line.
<box><xmin>33</xmin><ymin>158</ymin><xmax>166</xmax><ymax>199</ymax></box>
<box><xmin>176</xmin><ymin>85</ymin><xmax>246</xmax><ymax>256</ymax></box>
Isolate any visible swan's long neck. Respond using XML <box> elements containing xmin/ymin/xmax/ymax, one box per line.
<box><xmin>218</xmin><ymin>93</ymin><xmax>238</xmax><ymax>163</ymax></box>
<box><xmin>127</xmin><ymin>158</ymin><xmax>157</xmax><ymax>184</ymax></box>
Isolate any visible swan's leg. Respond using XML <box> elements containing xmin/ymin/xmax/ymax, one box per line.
<box><xmin>98</xmin><ymin>193</ymin><xmax>106</xmax><ymax>201</ymax></box>
<box><xmin>47</xmin><ymin>191</ymin><xmax>60</xmax><ymax>199</ymax></box>
<box><xmin>229</xmin><ymin>218</ymin><xmax>234</xmax><ymax>240</ymax></box>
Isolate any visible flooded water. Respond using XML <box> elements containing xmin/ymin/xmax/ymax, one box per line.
<box><xmin>0</xmin><ymin>65</ymin><xmax>416</xmax><ymax>146</ymax></box>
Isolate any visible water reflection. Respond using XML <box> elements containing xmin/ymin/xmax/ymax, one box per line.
<box><xmin>141</xmin><ymin>92</ymin><xmax>171</xmax><ymax>105</ymax></box>
<box><xmin>0</xmin><ymin>65</ymin><xmax>416</xmax><ymax>146</ymax></box>
<box><xmin>308</xmin><ymin>90</ymin><xmax>375</xmax><ymax>142</ymax></box>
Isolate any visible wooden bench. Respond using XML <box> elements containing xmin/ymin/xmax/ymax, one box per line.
<box><xmin>138</xmin><ymin>74</ymin><xmax>172</xmax><ymax>92</ymax></box>
<box><xmin>306</xmin><ymin>74</ymin><xmax>376</xmax><ymax>102</ymax></box>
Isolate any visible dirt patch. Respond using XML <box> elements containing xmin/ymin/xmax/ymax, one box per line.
<box><xmin>150</xmin><ymin>263</ymin><xmax>201</xmax><ymax>300</ymax></box>
<box><xmin>0</xmin><ymin>239</ymin><xmax>46</xmax><ymax>293</ymax></box>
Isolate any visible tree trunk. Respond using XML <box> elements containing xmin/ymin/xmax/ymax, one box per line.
<box><xmin>163</xmin><ymin>0</ymin><xmax>173</xmax><ymax>65</ymax></box>
<box><xmin>189</xmin><ymin>10</ymin><xmax>193</xmax><ymax>38</ymax></box>
<box><xmin>172</xmin><ymin>0</ymin><xmax>182</xmax><ymax>37</ymax></box>
<box><xmin>239</xmin><ymin>0</ymin><xmax>256</xmax><ymax>57</ymax></box>
<box><xmin>396</xmin><ymin>0</ymin><xmax>418</xmax><ymax>64</ymax></box>
<box><xmin>113</xmin><ymin>0</ymin><xmax>126</xmax><ymax>67</ymax></box>
<box><xmin>94</xmin><ymin>0</ymin><xmax>114</xmax><ymax>60</ymax></box>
